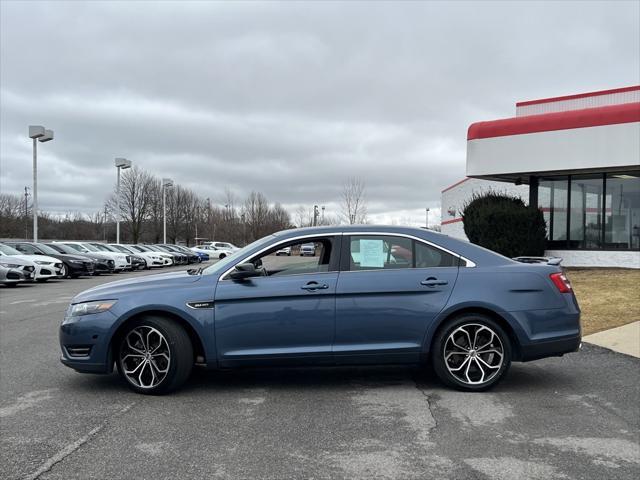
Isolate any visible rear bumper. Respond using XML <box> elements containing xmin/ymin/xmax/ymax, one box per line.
<box><xmin>519</xmin><ymin>334</ymin><xmax>581</xmax><ymax>361</ymax></box>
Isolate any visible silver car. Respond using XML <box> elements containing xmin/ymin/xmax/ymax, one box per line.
<box><xmin>0</xmin><ymin>258</ymin><xmax>36</xmax><ymax>286</ymax></box>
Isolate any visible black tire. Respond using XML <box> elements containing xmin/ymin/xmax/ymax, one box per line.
<box><xmin>5</xmin><ymin>283</ymin><xmax>18</xmax><ymax>288</ymax></box>
<box><xmin>36</xmin><ymin>278</ymin><xmax>48</xmax><ymax>283</ymax></box>
<box><xmin>219</xmin><ymin>254</ymin><xmax>226</xmax><ymax>259</ymax></box>
<box><xmin>116</xmin><ymin>316</ymin><xmax>194</xmax><ymax>395</ymax></box>
<box><xmin>431</xmin><ymin>313</ymin><xmax>511</xmax><ymax>392</ymax></box>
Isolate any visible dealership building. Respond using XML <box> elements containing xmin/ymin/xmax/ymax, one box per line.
<box><xmin>442</xmin><ymin>85</ymin><xmax>640</xmax><ymax>268</ymax></box>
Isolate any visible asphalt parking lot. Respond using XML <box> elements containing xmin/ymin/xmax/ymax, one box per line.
<box><xmin>1</xmin><ymin>267</ymin><xmax>639</xmax><ymax>480</ymax></box>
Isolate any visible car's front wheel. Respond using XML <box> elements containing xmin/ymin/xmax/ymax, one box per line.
<box><xmin>432</xmin><ymin>313</ymin><xmax>511</xmax><ymax>391</ymax></box>
<box><xmin>116</xmin><ymin>316</ymin><xmax>193</xmax><ymax>395</ymax></box>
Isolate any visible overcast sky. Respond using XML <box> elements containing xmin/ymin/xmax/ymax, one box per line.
<box><xmin>1</xmin><ymin>0</ymin><xmax>638</xmax><ymax>226</ymax></box>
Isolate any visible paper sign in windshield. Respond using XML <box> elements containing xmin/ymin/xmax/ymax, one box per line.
<box><xmin>360</xmin><ymin>239</ymin><xmax>384</xmax><ymax>268</ymax></box>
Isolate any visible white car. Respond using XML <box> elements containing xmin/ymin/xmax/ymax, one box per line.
<box><xmin>203</xmin><ymin>241</ymin><xmax>240</xmax><ymax>252</ymax></box>
<box><xmin>191</xmin><ymin>245</ymin><xmax>233</xmax><ymax>259</ymax></box>
<box><xmin>128</xmin><ymin>245</ymin><xmax>174</xmax><ymax>266</ymax></box>
<box><xmin>0</xmin><ymin>243</ymin><xmax>63</xmax><ymax>282</ymax></box>
<box><xmin>59</xmin><ymin>242</ymin><xmax>128</xmax><ymax>271</ymax></box>
<box><xmin>0</xmin><ymin>250</ymin><xmax>36</xmax><ymax>285</ymax></box>
<box><xmin>112</xmin><ymin>244</ymin><xmax>165</xmax><ymax>269</ymax></box>
<box><xmin>275</xmin><ymin>246</ymin><xmax>291</xmax><ymax>256</ymax></box>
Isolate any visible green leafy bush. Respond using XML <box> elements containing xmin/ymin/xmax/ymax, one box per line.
<box><xmin>462</xmin><ymin>191</ymin><xmax>546</xmax><ymax>258</ymax></box>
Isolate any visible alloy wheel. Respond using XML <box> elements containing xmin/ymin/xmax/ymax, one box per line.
<box><xmin>60</xmin><ymin>265</ymin><xmax>67</xmax><ymax>278</ymax></box>
<box><xmin>443</xmin><ymin>323</ymin><xmax>504</xmax><ymax>385</ymax></box>
<box><xmin>120</xmin><ymin>326</ymin><xmax>171</xmax><ymax>389</ymax></box>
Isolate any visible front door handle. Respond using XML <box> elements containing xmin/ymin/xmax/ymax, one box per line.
<box><xmin>301</xmin><ymin>281</ymin><xmax>329</xmax><ymax>291</ymax></box>
<box><xmin>420</xmin><ymin>277</ymin><xmax>449</xmax><ymax>287</ymax></box>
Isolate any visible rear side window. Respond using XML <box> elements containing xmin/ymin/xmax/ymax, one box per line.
<box><xmin>415</xmin><ymin>241</ymin><xmax>458</xmax><ymax>268</ymax></box>
<box><xmin>347</xmin><ymin>235</ymin><xmax>459</xmax><ymax>271</ymax></box>
<box><xmin>348</xmin><ymin>236</ymin><xmax>412</xmax><ymax>271</ymax></box>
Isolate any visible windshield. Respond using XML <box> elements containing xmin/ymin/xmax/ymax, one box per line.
<box><xmin>81</xmin><ymin>243</ymin><xmax>100</xmax><ymax>252</ymax></box>
<box><xmin>111</xmin><ymin>245</ymin><xmax>131</xmax><ymax>253</ymax></box>
<box><xmin>154</xmin><ymin>245</ymin><xmax>171</xmax><ymax>252</ymax></box>
<box><xmin>50</xmin><ymin>243</ymin><xmax>77</xmax><ymax>254</ymax></box>
<box><xmin>91</xmin><ymin>243</ymin><xmax>112</xmax><ymax>252</ymax></box>
<box><xmin>0</xmin><ymin>243</ymin><xmax>21</xmax><ymax>255</ymax></box>
<box><xmin>34</xmin><ymin>243</ymin><xmax>61</xmax><ymax>255</ymax></box>
<box><xmin>64</xmin><ymin>244</ymin><xmax>86</xmax><ymax>253</ymax></box>
<box><xmin>134</xmin><ymin>245</ymin><xmax>150</xmax><ymax>252</ymax></box>
<box><xmin>203</xmin><ymin>235</ymin><xmax>275</xmax><ymax>276</ymax></box>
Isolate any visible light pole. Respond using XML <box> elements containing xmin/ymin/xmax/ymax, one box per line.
<box><xmin>426</xmin><ymin>208</ymin><xmax>430</xmax><ymax>229</ymax></box>
<box><xmin>162</xmin><ymin>178</ymin><xmax>174</xmax><ymax>243</ymax></box>
<box><xmin>28</xmin><ymin>126</ymin><xmax>54</xmax><ymax>242</ymax></box>
<box><xmin>321</xmin><ymin>206</ymin><xmax>325</xmax><ymax>225</ymax></box>
<box><xmin>114</xmin><ymin>158</ymin><xmax>132</xmax><ymax>244</ymax></box>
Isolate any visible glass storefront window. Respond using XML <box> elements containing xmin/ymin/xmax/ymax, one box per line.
<box><xmin>538</xmin><ymin>177</ymin><xmax>568</xmax><ymax>247</ymax></box>
<box><xmin>605</xmin><ymin>173</ymin><xmax>640</xmax><ymax>250</ymax></box>
<box><xmin>537</xmin><ymin>172</ymin><xmax>640</xmax><ymax>251</ymax></box>
<box><xmin>569</xmin><ymin>175</ymin><xmax>604</xmax><ymax>249</ymax></box>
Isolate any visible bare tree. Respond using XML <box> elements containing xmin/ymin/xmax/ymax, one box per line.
<box><xmin>112</xmin><ymin>166</ymin><xmax>156</xmax><ymax>243</ymax></box>
<box><xmin>340</xmin><ymin>176</ymin><xmax>367</xmax><ymax>224</ymax></box>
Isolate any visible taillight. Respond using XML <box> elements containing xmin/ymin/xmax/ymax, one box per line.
<box><xmin>550</xmin><ymin>272</ymin><xmax>572</xmax><ymax>293</ymax></box>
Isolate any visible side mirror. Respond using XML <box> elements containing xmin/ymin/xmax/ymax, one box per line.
<box><xmin>229</xmin><ymin>262</ymin><xmax>259</xmax><ymax>280</ymax></box>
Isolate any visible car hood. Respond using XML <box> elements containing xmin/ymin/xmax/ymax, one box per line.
<box><xmin>0</xmin><ymin>255</ymin><xmax>36</xmax><ymax>267</ymax></box>
<box><xmin>49</xmin><ymin>253</ymin><xmax>90</xmax><ymax>262</ymax></box>
<box><xmin>73</xmin><ymin>270</ymin><xmax>202</xmax><ymax>303</ymax></box>
<box><xmin>12</xmin><ymin>254</ymin><xmax>60</xmax><ymax>264</ymax></box>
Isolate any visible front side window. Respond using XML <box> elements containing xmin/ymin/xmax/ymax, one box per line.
<box><xmin>255</xmin><ymin>238</ymin><xmax>334</xmax><ymax>277</ymax></box>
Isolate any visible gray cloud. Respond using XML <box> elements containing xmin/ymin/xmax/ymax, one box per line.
<box><xmin>1</xmin><ymin>0</ymin><xmax>638</xmax><ymax>225</ymax></box>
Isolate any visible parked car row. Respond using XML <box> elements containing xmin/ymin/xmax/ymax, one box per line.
<box><xmin>0</xmin><ymin>240</ymin><xmax>236</xmax><ymax>287</ymax></box>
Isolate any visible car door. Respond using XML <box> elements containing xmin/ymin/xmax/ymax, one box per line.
<box><xmin>214</xmin><ymin>235</ymin><xmax>340</xmax><ymax>367</ymax></box>
<box><xmin>334</xmin><ymin>234</ymin><xmax>460</xmax><ymax>364</ymax></box>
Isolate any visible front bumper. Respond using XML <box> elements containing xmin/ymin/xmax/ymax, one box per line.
<box><xmin>59</xmin><ymin>310</ymin><xmax>117</xmax><ymax>374</ymax></box>
<box><xmin>67</xmin><ymin>261</ymin><xmax>95</xmax><ymax>276</ymax></box>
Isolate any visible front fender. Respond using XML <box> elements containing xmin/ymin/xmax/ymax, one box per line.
<box><xmin>106</xmin><ymin>303</ymin><xmax>216</xmax><ymax>368</ymax></box>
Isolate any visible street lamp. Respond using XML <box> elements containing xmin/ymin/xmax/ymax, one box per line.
<box><xmin>162</xmin><ymin>178</ymin><xmax>174</xmax><ymax>243</ymax></box>
<box><xmin>426</xmin><ymin>207</ymin><xmax>430</xmax><ymax>229</ymax></box>
<box><xmin>114</xmin><ymin>158</ymin><xmax>132</xmax><ymax>243</ymax></box>
<box><xmin>28</xmin><ymin>125</ymin><xmax>54</xmax><ymax>242</ymax></box>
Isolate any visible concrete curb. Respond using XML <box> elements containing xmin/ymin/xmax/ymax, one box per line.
<box><xmin>583</xmin><ymin>321</ymin><xmax>640</xmax><ymax>358</ymax></box>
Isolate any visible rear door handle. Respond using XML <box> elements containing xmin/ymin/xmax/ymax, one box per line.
<box><xmin>301</xmin><ymin>282</ymin><xmax>329</xmax><ymax>291</ymax></box>
<box><xmin>420</xmin><ymin>277</ymin><xmax>449</xmax><ymax>287</ymax></box>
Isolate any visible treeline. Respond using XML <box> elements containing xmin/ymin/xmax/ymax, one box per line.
<box><xmin>1</xmin><ymin>166</ymin><xmax>293</xmax><ymax>245</ymax></box>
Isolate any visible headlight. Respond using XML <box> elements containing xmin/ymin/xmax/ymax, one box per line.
<box><xmin>69</xmin><ymin>259</ymin><xmax>84</xmax><ymax>264</ymax></box>
<box><xmin>70</xmin><ymin>300</ymin><xmax>117</xmax><ymax>317</ymax></box>
<box><xmin>0</xmin><ymin>262</ymin><xmax>21</xmax><ymax>268</ymax></box>
<box><xmin>35</xmin><ymin>260</ymin><xmax>50</xmax><ymax>265</ymax></box>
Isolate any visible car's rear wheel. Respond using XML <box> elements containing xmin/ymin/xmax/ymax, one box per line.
<box><xmin>116</xmin><ymin>316</ymin><xmax>193</xmax><ymax>395</ymax></box>
<box><xmin>432</xmin><ymin>313</ymin><xmax>511</xmax><ymax>391</ymax></box>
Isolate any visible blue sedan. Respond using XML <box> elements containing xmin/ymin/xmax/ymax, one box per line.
<box><xmin>59</xmin><ymin>225</ymin><xmax>581</xmax><ymax>394</ymax></box>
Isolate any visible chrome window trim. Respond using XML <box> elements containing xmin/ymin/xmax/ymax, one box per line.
<box><xmin>220</xmin><ymin>231</ymin><xmax>475</xmax><ymax>280</ymax></box>
<box><xmin>345</xmin><ymin>231</ymin><xmax>476</xmax><ymax>269</ymax></box>
<box><xmin>219</xmin><ymin>233</ymin><xmax>341</xmax><ymax>281</ymax></box>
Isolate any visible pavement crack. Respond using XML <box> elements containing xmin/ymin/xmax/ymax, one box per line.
<box><xmin>23</xmin><ymin>402</ymin><xmax>137</xmax><ymax>480</ymax></box>
<box><xmin>414</xmin><ymin>375</ymin><xmax>438</xmax><ymax>432</ymax></box>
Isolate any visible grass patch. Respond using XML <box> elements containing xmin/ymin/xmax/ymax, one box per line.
<box><xmin>565</xmin><ymin>268</ymin><xmax>640</xmax><ymax>335</ymax></box>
